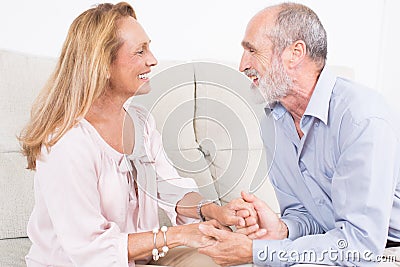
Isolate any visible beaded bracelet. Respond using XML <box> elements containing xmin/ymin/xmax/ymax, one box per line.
<box><xmin>151</xmin><ymin>226</ymin><xmax>169</xmax><ymax>261</ymax></box>
<box><xmin>152</xmin><ymin>228</ymin><xmax>159</xmax><ymax>261</ymax></box>
<box><xmin>159</xmin><ymin>226</ymin><xmax>169</xmax><ymax>257</ymax></box>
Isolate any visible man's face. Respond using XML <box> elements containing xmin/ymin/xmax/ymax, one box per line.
<box><xmin>239</xmin><ymin>12</ymin><xmax>292</xmax><ymax>105</ymax></box>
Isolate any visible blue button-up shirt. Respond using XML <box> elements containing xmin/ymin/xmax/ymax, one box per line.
<box><xmin>253</xmin><ymin>68</ymin><xmax>400</xmax><ymax>266</ymax></box>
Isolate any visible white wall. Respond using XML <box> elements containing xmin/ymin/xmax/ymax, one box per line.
<box><xmin>377</xmin><ymin>0</ymin><xmax>400</xmax><ymax>113</ymax></box>
<box><xmin>1</xmin><ymin>0</ymin><xmax>399</xmax><ymax>112</ymax></box>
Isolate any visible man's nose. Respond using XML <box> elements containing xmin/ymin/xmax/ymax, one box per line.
<box><xmin>239</xmin><ymin>52</ymin><xmax>250</xmax><ymax>73</ymax></box>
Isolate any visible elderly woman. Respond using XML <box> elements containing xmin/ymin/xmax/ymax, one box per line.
<box><xmin>19</xmin><ymin>3</ymin><xmax>254</xmax><ymax>267</ymax></box>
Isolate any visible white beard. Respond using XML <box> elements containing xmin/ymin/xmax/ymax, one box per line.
<box><xmin>249</xmin><ymin>56</ymin><xmax>293</xmax><ymax>105</ymax></box>
<box><xmin>249</xmin><ymin>82</ymin><xmax>267</xmax><ymax>104</ymax></box>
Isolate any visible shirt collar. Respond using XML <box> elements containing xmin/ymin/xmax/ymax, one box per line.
<box><xmin>264</xmin><ymin>102</ymin><xmax>287</xmax><ymax>120</ymax></box>
<box><xmin>303</xmin><ymin>67</ymin><xmax>337</xmax><ymax>125</ymax></box>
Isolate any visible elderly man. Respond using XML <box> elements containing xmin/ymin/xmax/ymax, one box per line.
<box><xmin>198</xmin><ymin>2</ymin><xmax>400</xmax><ymax>266</ymax></box>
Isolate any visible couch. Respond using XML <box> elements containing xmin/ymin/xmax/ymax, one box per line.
<box><xmin>0</xmin><ymin>49</ymin><xmax>356</xmax><ymax>267</ymax></box>
<box><xmin>0</xmin><ymin>49</ymin><xmax>283</xmax><ymax>266</ymax></box>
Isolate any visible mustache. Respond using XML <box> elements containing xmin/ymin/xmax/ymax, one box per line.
<box><xmin>244</xmin><ymin>69</ymin><xmax>259</xmax><ymax>78</ymax></box>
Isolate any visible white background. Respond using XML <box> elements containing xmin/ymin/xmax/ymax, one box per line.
<box><xmin>1</xmin><ymin>0</ymin><xmax>399</xmax><ymax>112</ymax></box>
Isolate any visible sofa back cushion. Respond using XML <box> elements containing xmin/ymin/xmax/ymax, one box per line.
<box><xmin>131</xmin><ymin>61</ymin><xmax>221</xmax><ymax>202</ymax></box>
<box><xmin>0</xmin><ymin>50</ymin><xmax>56</xmax><ymax>239</ymax></box>
<box><xmin>135</xmin><ymin>62</ymin><xmax>280</xmax><ymax>211</ymax></box>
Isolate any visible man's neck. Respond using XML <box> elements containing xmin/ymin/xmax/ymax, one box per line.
<box><xmin>279</xmin><ymin>68</ymin><xmax>320</xmax><ymax>138</ymax></box>
<box><xmin>280</xmin><ymin>87</ymin><xmax>311</xmax><ymax>123</ymax></box>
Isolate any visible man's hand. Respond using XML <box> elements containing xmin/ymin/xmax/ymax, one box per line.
<box><xmin>198</xmin><ymin>222</ymin><xmax>253</xmax><ymax>266</ymax></box>
<box><xmin>202</xmin><ymin>198</ymin><xmax>257</xmax><ymax>227</ymax></box>
<box><xmin>179</xmin><ymin>220</ymin><xmax>231</xmax><ymax>248</ymax></box>
<box><xmin>236</xmin><ymin>191</ymin><xmax>288</xmax><ymax>240</ymax></box>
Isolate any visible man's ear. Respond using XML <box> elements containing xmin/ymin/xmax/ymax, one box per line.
<box><xmin>284</xmin><ymin>40</ymin><xmax>307</xmax><ymax>69</ymax></box>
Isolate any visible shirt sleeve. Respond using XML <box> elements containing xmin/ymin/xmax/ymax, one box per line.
<box><xmin>36</xmin><ymin>128</ymin><xmax>129</xmax><ymax>267</ymax></box>
<box><xmin>271</xmin><ymin>182</ymin><xmax>325</xmax><ymax>240</ymax></box>
<box><xmin>143</xmin><ymin>111</ymin><xmax>199</xmax><ymax>225</ymax></box>
<box><xmin>253</xmin><ymin>118</ymin><xmax>399</xmax><ymax>266</ymax></box>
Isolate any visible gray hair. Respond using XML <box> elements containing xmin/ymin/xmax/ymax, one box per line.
<box><xmin>268</xmin><ymin>3</ymin><xmax>327</xmax><ymax>68</ymax></box>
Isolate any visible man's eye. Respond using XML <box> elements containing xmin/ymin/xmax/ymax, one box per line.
<box><xmin>136</xmin><ymin>50</ymin><xmax>144</xmax><ymax>55</ymax></box>
<box><xmin>249</xmin><ymin>49</ymin><xmax>255</xmax><ymax>53</ymax></box>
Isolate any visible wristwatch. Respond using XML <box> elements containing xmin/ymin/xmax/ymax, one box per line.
<box><xmin>197</xmin><ymin>199</ymin><xmax>218</xmax><ymax>222</ymax></box>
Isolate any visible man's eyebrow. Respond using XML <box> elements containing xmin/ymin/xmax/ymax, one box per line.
<box><xmin>241</xmin><ymin>41</ymin><xmax>255</xmax><ymax>51</ymax></box>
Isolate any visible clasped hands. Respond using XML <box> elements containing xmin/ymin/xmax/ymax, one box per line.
<box><xmin>188</xmin><ymin>191</ymin><xmax>289</xmax><ymax>266</ymax></box>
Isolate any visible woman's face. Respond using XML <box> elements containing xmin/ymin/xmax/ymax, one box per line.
<box><xmin>109</xmin><ymin>17</ymin><xmax>157</xmax><ymax>97</ymax></box>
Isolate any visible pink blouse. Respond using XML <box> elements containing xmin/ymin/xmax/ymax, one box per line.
<box><xmin>25</xmin><ymin>105</ymin><xmax>199</xmax><ymax>267</ymax></box>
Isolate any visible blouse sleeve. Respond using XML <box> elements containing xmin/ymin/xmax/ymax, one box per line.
<box><xmin>35</xmin><ymin>126</ymin><xmax>129</xmax><ymax>267</ymax></box>
<box><xmin>139</xmin><ymin>107</ymin><xmax>200</xmax><ymax>225</ymax></box>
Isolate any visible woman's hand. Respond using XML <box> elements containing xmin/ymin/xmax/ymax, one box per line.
<box><xmin>198</xmin><ymin>222</ymin><xmax>253</xmax><ymax>266</ymax></box>
<box><xmin>178</xmin><ymin>220</ymin><xmax>231</xmax><ymax>248</ymax></box>
<box><xmin>202</xmin><ymin>198</ymin><xmax>257</xmax><ymax>227</ymax></box>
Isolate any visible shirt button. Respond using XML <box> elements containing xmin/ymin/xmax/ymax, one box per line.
<box><xmin>299</xmin><ymin>161</ymin><xmax>306</xmax><ymax>172</ymax></box>
<box><xmin>314</xmin><ymin>122</ymin><xmax>320</xmax><ymax>127</ymax></box>
<box><xmin>301</xmin><ymin>117</ymin><xmax>309</xmax><ymax>126</ymax></box>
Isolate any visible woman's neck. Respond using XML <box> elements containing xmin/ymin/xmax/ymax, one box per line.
<box><xmin>85</xmin><ymin>92</ymin><xmax>134</xmax><ymax>154</ymax></box>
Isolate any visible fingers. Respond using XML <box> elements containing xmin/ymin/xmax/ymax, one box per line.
<box><xmin>241</xmin><ymin>191</ymin><xmax>271</xmax><ymax>213</ymax></box>
<box><xmin>221</xmin><ymin>208</ymin><xmax>246</xmax><ymax>227</ymax></box>
<box><xmin>209</xmin><ymin>219</ymin><xmax>233</xmax><ymax>232</ymax></box>
<box><xmin>217</xmin><ymin>203</ymin><xmax>250</xmax><ymax>227</ymax></box>
<box><xmin>199</xmin><ymin>223</ymin><xmax>224</xmax><ymax>241</ymax></box>
<box><xmin>236</xmin><ymin>215</ymin><xmax>257</xmax><ymax>230</ymax></box>
<box><xmin>236</xmin><ymin>214</ymin><xmax>255</xmax><ymax>228</ymax></box>
<box><xmin>247</xmin><ymin>228</ymin><xmax>267</xmax><ymax>240</ymax></box>
<box><xmin>221</xmin><ymin>225</ymin><xmax>233</xmax><ymax>232</ymax></box>
<box><xmin>235</xmin><ymin>217</ymin><xmax>245</xmax><ymax>227</ymax></box>
<box><xmin>245</xmin><ymin>215</ymin><xmax>257</xmax><ymax>226</ymax></box>
<box><xmin>228</xmin><ymin>199</ymin><xmax>257</xmax><ymax>218</ymax></box>
<box><xmin>228</xmin><ymin>211</ymin><xmax>248</xmax><ymax>227</ymax></box>
<box><xmin>241</xmin><ymin>191</ymin><xmax>255</xmax><ymax>202</ymax></box>
<box><xmin>236</xmin><ymin>209</ymin><xmax>249</xmax><ymax>218</ymax></box>
<box><xmin>235</xmin><ymin>223</ymin><xmax>259</xmax><ymax>236</ymax></box>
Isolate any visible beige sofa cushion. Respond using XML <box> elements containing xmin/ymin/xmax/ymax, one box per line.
<box><xmin>136</xmin><ymin>61</ymin><xmax>280</xmax><ymax>211</ymax></box>
<box><xmin>132</xmin><ymin>62</ymin><xmax>221</xmax><ymax>201</ymax></box>
<box><xmin>0</xmin><ymin>152</ymin><xmax>34</xmax><ymax>239</ymax></box>
<box><xmin>0</xmin><ymin>50</ymin><xmax>56</xmax><ymax>152</ymax></box>
<box><xmin>188</xmin><ymin>63</ymin><xmax>279</xmax><ymax>210</ymax></box>
<box><xmin>0</xmin><ymin>238</ymin><xmax>31</xmax><ymax>266</ymax></box>
<box><xmin>0</xmin><ymin>50</ymin><xmax>55</xmax><ymax>240</ymax></box>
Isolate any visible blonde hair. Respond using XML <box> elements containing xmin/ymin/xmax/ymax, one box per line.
<box><xmin>19</xmin><ymin>2</ymin><xmax>136</xmax><ymax>170</ymax></box>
